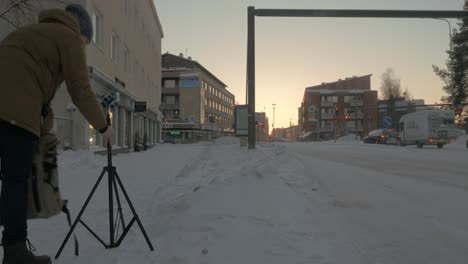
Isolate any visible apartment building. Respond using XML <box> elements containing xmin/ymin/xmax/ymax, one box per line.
<box><xmin>161</xmin><ymin>53</ymin><xmax>235</xmax><ymax>143</ymax></box>
<box><xmin>0</xmin><ymin>0</ymin><xmax>164</xmax><ymax>150</ymax></box>
<box><xmin>255</xmin><ymin>112</ymin><xmax>269</xmax><ymax>142</ymax></box>
<box><xmin>299</xmin><ymin>75</ymin><xmax>379</xmax><ymax>140</ymax></box>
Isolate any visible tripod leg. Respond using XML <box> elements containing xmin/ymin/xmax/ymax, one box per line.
<box><xmin>56</xmin><ymin>168</ymin><xmax>108</xmax><ymax>259</ymax></box>
<box><xmin>112</xmin><ymin>175</ymin><xmax>126</xmax><ymax>234</ymax></box>
<box><xmin>108</xmin><ymin>166</ymin><xmax>115</xmax><ymax>247</ymax></box>
<box><xmin>113</xmin><ymin>169</ymin><xmax>154</xmax><ymax>251</ymax></box>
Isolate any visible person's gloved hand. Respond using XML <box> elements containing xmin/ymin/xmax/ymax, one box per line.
<box><xmin>102</xmin><ymin>126</ymin><xmax>115</xmax><ymax>146</ymax></box>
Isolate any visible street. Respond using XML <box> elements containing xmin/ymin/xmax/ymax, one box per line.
<box><xmin>285</xmin><ymin>139</ymin><xmax>468</xmax><ymax>264</ymax></box>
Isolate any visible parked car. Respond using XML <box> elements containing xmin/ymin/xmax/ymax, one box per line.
<box><xmin>363</xmin><ymin>129</ymin><xmax>399</xmax><ymax>144</ymax></box>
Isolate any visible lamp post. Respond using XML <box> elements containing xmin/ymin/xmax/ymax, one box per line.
<box><xmin>272</xmin><ymin>103</ymin><xmax>276</xmax><ymax>128</ymax></box>
<box><xmin>272</xmin><ymin>104</ymin><xmax>276</xmax><ymax>141</ymax></box>
<box><xmin>433</xmin><ymin>18</ymin><xmax>452</xmax><ymax>39</ymax></box>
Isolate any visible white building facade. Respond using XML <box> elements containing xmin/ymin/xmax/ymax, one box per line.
<box><xmin>0</xmin><ymin>0</ymin><xmax>164</xmax><ymax>151</ymax></box>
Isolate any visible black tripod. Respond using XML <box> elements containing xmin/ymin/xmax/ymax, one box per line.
<box><xmin>55</xmin><ymin>112</ymin><xmax>154</xmax><ymax>259</ymax></box>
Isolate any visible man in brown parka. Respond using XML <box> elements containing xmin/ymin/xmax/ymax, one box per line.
<box><xmin>0</xmin><ymin>4</ymin><xmax>115</xmax><ymax>263</ymax></box>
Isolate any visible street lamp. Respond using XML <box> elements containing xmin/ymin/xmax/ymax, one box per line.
<box><xmin>272</xmin><ymin>104</ymin><xmax>276</xmax><ymax>141</ymax></box>
<box><xmin>433</xmin><ymin>18</ymin><xmax>452</xmax><ymax>39</ymax></box>
<box><xmin>272</xmin><ymin>104</ymin><xmax>276</xmax><ymax>129</ymax></box>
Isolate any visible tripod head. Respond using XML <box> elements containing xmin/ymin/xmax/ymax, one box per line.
<box><xmin>99</xmin><ymin>92</ymin><xmax>118</xmax><ymax>163</ymax></box>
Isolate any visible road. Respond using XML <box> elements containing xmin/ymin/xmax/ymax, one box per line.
<box><xmin>284</xmin><ymin>140</ymin><xmax>468</xmax><ymax>264</ymax></box>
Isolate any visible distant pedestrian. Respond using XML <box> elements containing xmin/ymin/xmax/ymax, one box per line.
<box><xmin>0</xmin><ymin>4</ymin><xmax>114</xmax><ymax>263</ymax></box>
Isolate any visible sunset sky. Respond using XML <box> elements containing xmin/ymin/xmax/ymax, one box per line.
<box><xmin>155</xmin><ymin>0</ymin><xmax>464</xmax><ymax>129</ymax></box>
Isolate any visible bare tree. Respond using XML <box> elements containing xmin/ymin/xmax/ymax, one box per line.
<box><xmin>380</xmin><ymin>68</ymin><xmax>402</xmax><ymax>100</ymax></box>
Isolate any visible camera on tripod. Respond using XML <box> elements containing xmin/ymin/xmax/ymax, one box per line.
<box><xmin>100</xmin><ymin>92</ymin><xmax>119</xmax><ymax>109</ymax></box>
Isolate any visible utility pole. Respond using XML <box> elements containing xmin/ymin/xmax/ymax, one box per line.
<box><xmin>355</xmin><ymin>106</ymin><xmax>358</xmax><ymax>140</ymax></box>
<box><xmin>272</xmin><ymin>104</ymin><xmax>276</xmax><ymax>141</ymax></box>
<box><xmin>317</xmin><ymin>106</ymin><xmax>321</xmax><ymax>142</ymax></box>
<box><xmin>368</xmin><ymin>115</ymin><xmax>371</xmax><ymax>135</ymax></box>
<box><xmin>333</xmin><ymin>103</ymin><xmax>337</xmax><ymax>143</ymax></box>
<box><xmin>247</xmin><ymin>6</ymin><xmax>256</xmax><ymax>149</ymax></box>
<box><xmin>272</xmin><ymin>104</ymin><xmax>276</xmax><ymax>129</ymax></box>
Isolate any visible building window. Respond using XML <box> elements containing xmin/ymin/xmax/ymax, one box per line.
<box><xmin>205</xmin><ymin>98</ymin><xmax>208</xmax><ymax>106</ymax></box>
<box><xmin>321</xmin><ymin>96</ymin><xmax>338</xmax><ymax>102</ymax></box>
<box><xmin>123</xmin><ymin>46</ymin><xmax>129</xmax><ymax>73</ymax></box>
<box><xmin>163</xmin><ymin>95</ymin><xmax>176</xmax><ymax>104</ymax></box>
<box><xmin>163</xmin><ymin>80</ymin><xmax>176</xmax><ymax>88</ymax></box>
<box><xmin>89</xmin><ymin>124</ymin><xmax>97</xmax><ymax>146</ymax></box>
<box><xmin>321</xmin><ymin>120</ymin><xmax>334</xmax><ymax>128</ymax></box>
<box><xmin>123</xmin><ymin>0</ymin><xmax>129</xmax><ymax>16</ymax></box>
<box><xmin>91</xmin><ymin>12</ymin><xmax>103</xmax><ymax>47</ymax></box>
<box><xmin>139</xmin><ymin>116</ymin><xmax>144</xmax><ymax>137</ymax></box>
<box><xmin>345</xmin><ymin>108</ymin><xmax>363</xmax><ymax>116</ymax></box>
<box><xmin>111</xmin><ymin>32</ymin><xmax>119</xmax><ymax>62</ymax></box>
<box><xmin>141</xmin><ymin>69</ymin><xmax>145</xmax><ymax>89</ymax></box>
<box><xmin>134</xmin><ymin>60</ymin><xmax>139</xmax><ymax>80</ymax></box>
<box><xmin>344</xmin><ymin>95</ymin><xmax>362</xmax><ymax>103</ymax></box>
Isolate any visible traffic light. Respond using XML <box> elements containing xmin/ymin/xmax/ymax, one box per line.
<box><xmin>335</xmin><ymin>106</ymin><xmax>339</xmax><ymax>116</ymax></box>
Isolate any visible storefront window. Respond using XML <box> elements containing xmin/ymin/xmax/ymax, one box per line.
<box><xmin>89</xmin><ymin>124</ymin><xmax>97</xmax><ymax>146</ymax></box>
<box><xmin>125</xmin><ymin>111</ymin><xmax>131</xmax><ymax>147</ymax></box>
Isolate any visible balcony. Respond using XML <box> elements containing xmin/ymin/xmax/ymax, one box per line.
<box><xmin>161</xmin><ymin>102</ymin><xmax>180</xmax><ymax>110</ymax></box>
<box><xmin>349</xmin><ymin>100</ymin><xmax>364</xmax><ymax>107</ymax></box>
<box><xmin>320</xmin><ymin>113</ymin><xmax>334</xmax><ymax>119</ymax></box>
<box><xmin>346</xmin><ymin>113</ymin><xmax>364</xmax><ymax>119</ymax></box>
<box><xmin>320</xmin><ymin>127</ymin><xmax>334</xmax><ymax>132</ymax></box>
<box><xmin>321</xmin><ymin>101</ymin><xmax>335</xmax><ymax>107</ymax></box>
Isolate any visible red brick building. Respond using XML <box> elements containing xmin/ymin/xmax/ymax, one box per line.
<box><xmin>299</xmin><ymin>75</ymin><xmax>378</xmax><ymax>140</ymax></box>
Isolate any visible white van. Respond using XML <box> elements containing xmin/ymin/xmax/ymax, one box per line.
<box><xmin>399</xmin><ymin>110</ymin><xmax>457</xmax><ymax>148</ymax></box>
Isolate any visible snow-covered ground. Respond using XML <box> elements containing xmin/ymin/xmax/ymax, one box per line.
<box><xmin>15</xmin><ymin>136</ymin><xmax>468</xmax><ymax>263</ymax></box>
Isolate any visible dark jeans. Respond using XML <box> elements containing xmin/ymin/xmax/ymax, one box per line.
<box><xmin>0</xmin><ymin>121</ymin><xmax>38</xmax><ymax>243</ymax></box>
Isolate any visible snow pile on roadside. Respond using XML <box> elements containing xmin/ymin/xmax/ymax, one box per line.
<box><xmin>337</xmin><ymin>134</ymin><xmax>361</xmax><ymax>142</ymax></box>
<box><xmin>446</xmin><ymin>135</ymin><xmax>467</xmax><ymax>149</ymax></box>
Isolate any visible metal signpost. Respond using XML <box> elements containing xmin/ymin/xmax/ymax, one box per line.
<box><xmin>246</xmin><ymin>7</ymin><xmax>468</xmax><ymax>149</ymax></box>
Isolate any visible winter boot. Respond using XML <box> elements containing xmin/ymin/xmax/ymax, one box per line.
<box><xmin>2</xmin><ymin>240</ymin><xmax>51</xmax><ymax>264</ymax></box>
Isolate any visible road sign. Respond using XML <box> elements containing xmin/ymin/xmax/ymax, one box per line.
<box><xmin>383</xmin><ymin>116</ymin><xmax>392</xmax><ymax>128</ymax></box>
<box><xmin>235</xmin><ymin>105</ymin><xmax>249</xmax><ymax>136</ymax></box>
